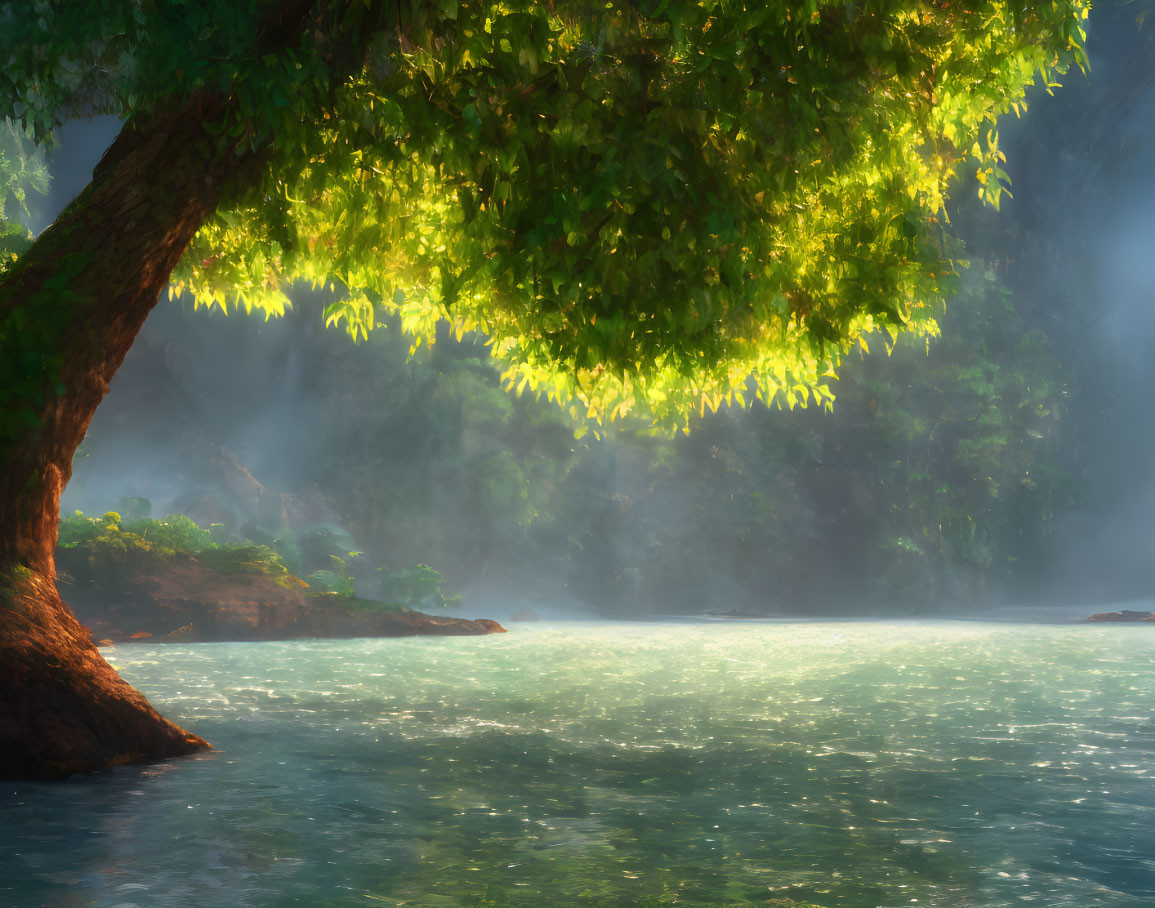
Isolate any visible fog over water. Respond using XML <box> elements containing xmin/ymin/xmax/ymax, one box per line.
<box><xmin>989</xmin><ymin>10</ymin><xmax>1155</xmax><ymax>607</ymax></box>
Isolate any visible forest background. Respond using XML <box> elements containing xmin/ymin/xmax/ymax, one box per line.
<box><xmin>27</xmin><ymin>1</ymin><xmax>1155</xmax><ymax>620</ymax></box>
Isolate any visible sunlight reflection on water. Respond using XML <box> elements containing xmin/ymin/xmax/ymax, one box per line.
<box><xmin>3</xmin><ymin>621</ymin><xmax>1154</xmax><ymax>906</ymax></box>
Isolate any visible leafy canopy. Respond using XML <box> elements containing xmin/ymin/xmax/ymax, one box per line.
<box><xmin>1</xmin><ymin>0</ymin><xmax>1088</xmax><ymax>426</ymax></box>
<box><xmin>0</xmin><ymin>118</ymin><xmax>46</xmax><ymax>272</ymax></box>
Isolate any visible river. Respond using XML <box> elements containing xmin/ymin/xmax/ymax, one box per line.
<box><xmin>3</xmin><ymin>620</ymin><xmax>1153</xmax><ymax>906</ymax></box>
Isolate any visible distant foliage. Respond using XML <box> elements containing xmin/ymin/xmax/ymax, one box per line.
<box><xmin>304</xmin><ymin>569</ymin><xmax>355</xmax><ymax>597</ymax></box>
<box><xmin>198</xmin><ymin>544</ymin><xmax>291</xmax><ymax>578</ymax></box>
<box><xmin>115</xmin><ymin>495</ymin><xmax>151</xmax><ymax>523</ymax></box>
<box><xmin>379</xmin><ymin>564</ymin><xmax>461</xmax><ymax>611</ymax></box>
<box><xmin>279</xmin><ymin>250</ymin><xmax>1075</xmax><ymax>612</ymax></box>
<box><xmin>57</xmin><ymin>511</ymin><xmax>140</xmax><ymax>551</ymax></box>
<box><xmin>57</xmin><ymin>506</ymin><xmax>459</xmax><ymax>609</ymax></box>
<box><xmin>57</xmin><ymin>511</ymin><xmax>290</xmax><ymax>578</ymax></box>
<box><xmin>130</xmin><ymin>515</ymin><xmax>214</xmax><ymax>553</ymax></box>
<box><xmin>824</xmin><ymin>263</ymin><xmax>1073</xmax><ymax>601</ymax></box>
<box><xmin>305</xmin><ymin>551</ymin><xmax>359</xmax><ymax>597</ymax></box>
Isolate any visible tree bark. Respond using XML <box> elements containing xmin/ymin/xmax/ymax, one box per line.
<box><xmin>0</xmin><ymin>99</ymin><xmax>264</xmax><ymax>778</ymax></box>
<box><xmin>0</xmin><ymin>0</ymin><xmax>384</xmax><ymax>778</ymax></box>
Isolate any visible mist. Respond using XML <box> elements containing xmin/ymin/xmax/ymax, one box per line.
<box><xmin>991</xmin><ymin>6</ymin><xmax>1155</xmax><ymax>609</ymax></box>
<box><xmin>11</xmin><ymin>5</ymin><xmax>1155</xmax><ymax>905</ymax></box>
<box><xmin>33</xmin><ymin>4</ymin><xmax>1155</xmax><ymax>624</ymax></box>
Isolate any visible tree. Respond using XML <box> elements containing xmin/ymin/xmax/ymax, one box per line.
<box><xmin>0</xmin><ymin>0</ymin><xmax>1087</xmax><ymax>777</ymax></box>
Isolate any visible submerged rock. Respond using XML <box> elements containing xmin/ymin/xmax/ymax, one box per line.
<box><xmin>704</xmin><ymin>608</ymin><xmax>774</xmax><ymax>619</ymax></box>
<box><xmin>1087</xmin><ymin>609</ymin><xmax>1155</xmax><ymax>622</ymax></box>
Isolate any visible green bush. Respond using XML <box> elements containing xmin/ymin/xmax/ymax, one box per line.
<box><xmin>198</xmin><ymin>544</ymin><xmax>290</xmax><ymax>577</ymax></box>
<box><xmin>128</xmin><ymin>514</ymin><xmax>213</xmax><ymax>553</ymax></box>
<box><xmin>60</xmin><ymin>510</ymin><xmax>293</xmax><ymax>580</ymax></box>
<box><xmin>58</xmin><ymin>510</ymin><xmax>113</xmax><ymax>548</ymax></box>
<box><xmin>378</xmin><ymin>564</ymin><xmax>460</xmax><ymax>610</ymax></box>
<box><xmin>58</xmin><ymin>508</ymin><xmax>461</xmax><ymax>611</ymax></box>
<box><xmin>305</xmin><ymin>568</ymin><xmax>356</xmax><ymax>597</ymax></box>
<box><xmin>57</xmin><ymin>511</ymin><xmax>149</xmax><ymax>553</ymax></box>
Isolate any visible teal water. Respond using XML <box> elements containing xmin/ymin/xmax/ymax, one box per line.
<box><xmin>3</xmin><ymin>621</ymin><xmax>1154</xmax><ymax>907</ymax></box>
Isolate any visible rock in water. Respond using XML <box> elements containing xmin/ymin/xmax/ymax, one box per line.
<box><xmin>1087</xmin><ymin>609</ymin><xmax>1155</xmax><ymax>622</ymax></box>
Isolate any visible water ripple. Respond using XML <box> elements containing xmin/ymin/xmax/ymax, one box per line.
<box><xmin>2</xmin><ymin>621</ymin><xmax>1153</xmax><ymax>907</ymax></box>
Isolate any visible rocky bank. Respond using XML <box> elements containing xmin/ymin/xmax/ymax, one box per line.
<box><xmin>1087</xmin><ymin>609</ymin><xmax>1155</xmax><ymax>623</ymax></box>
<box><xmin>57</xmin><ymin>546</ymin><xmax>505</xmax><ymax>644</ymax></box>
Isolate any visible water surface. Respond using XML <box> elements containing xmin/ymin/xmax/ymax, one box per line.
<box><xmin>3</xmin><ymin>621</ymin><xmax>1154</xmax><ymax>906</ymax></box>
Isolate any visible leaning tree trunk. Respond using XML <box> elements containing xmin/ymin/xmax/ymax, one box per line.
<box><xmin>0</xmin><ymin>100</ymin><xmax>267</xmax><ymax>778</ymax></box>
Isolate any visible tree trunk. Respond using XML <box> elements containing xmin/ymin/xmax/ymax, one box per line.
<box><xmin>0</xmin><ymin>100</ymin><xmax>263</xmax><ymax>778</ymax></box>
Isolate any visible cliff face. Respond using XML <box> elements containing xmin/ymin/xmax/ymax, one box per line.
<box><xmin>56</xmin><ymin>548</ymin><xmax>504</xmax><ymax>644</ymax></box>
